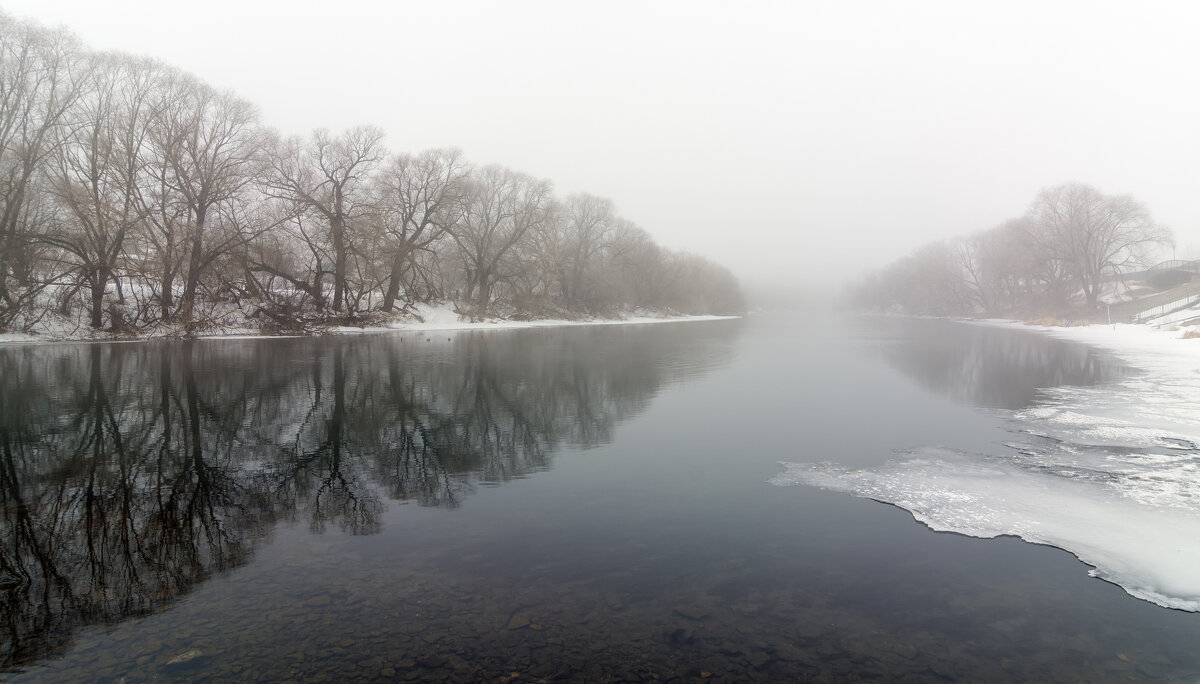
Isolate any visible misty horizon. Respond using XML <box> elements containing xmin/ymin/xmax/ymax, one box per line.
<box><xmin>5</xmin><ymin>0</ymin><xmax>1198</xmax><ymax>297</ymax></box>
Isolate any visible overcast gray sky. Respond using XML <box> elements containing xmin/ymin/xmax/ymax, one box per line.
<box><xmin>5</xmin><ymin>0</ymin><xmax>1200</xmax><ymax>294</ymax></box>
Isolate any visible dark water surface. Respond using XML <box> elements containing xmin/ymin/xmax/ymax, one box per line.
<box><xmin>2</xmin><ymin>316</ymin><xmax>1198</xmax><ymax>682</ymax></box>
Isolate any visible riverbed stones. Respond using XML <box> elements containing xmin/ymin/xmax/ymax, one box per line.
<box><xmin>745</xmin><ymin>650</ymin><xmax>771</xmax><ymax>669</ymax></box>
<box><xmin>506</xmin><ymin>611</ymin><xmax>533</xmax><ymax>630</ymax></box>
<box><xmin>164</xmin><ymin>648</ymin><xmax>205</xmax><ymax>665</ymax></box>
<box><xmin>666</xmin><ymin>627</ymin><xmax>695</xmax><ymax>645</ymax></box>
<box><xmin>672</xmin><ymin>605</ymin><xmax>711</xmax><ymax>621</ymax></box>
<box><xmin>415</xmin><ymin>654</ymin><xmax>447</xmax><ymax>668</ymax></box>
<box><xmin>303</xmin><ymin>594</ymin><xmax>332</xmax><ymax>607</ymax></box>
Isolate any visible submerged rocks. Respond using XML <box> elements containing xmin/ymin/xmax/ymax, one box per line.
<box><xmin>672</xmin><ymin>605</ymin><xmax>711</xmax><ymax>621</ymax></box>
<box><xmin>745</xmin><ymin>650</ymin><xmax>771</xmax><ymax>669</ymax></box>
<box><xmin>164</xmin><ymin>649</ymin><xmax>205</xmax><ymax>666</ymax></box>
<box><xmin>505</xmin><ymin>611</ymin><xmax>533</xmax><ymax>630</ymax></box>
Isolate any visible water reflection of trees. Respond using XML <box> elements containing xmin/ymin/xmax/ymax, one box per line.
<box><xmin>0</xmin><ymin>321</ymin><xmax>738</xmax><ymax>667</ymax></box>
<box><xmin>866</xmin><ymin>319</ymin><xmax>1125</xmax><ymax>409</ymax></box>
<box><xmin>0</xmin><ymin>344</ymin><xmax>271</xmax><ymax>669</ymax></box>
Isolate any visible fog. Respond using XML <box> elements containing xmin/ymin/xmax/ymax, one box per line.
<box><xmin>5</xmin><ymin>0</ymin><xmax>1200</xmax><ymax>295</ymax></box>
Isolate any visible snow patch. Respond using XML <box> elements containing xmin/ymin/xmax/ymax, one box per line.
<box><xmin>1</xmin><ymin>301</ymin><xmax>739</xmax><ymax>345</ymax></box>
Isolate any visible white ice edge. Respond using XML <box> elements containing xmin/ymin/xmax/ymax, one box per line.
<box><xmin>772</xmin><ymin>318</ymin><xmax>1200</xmax><ymax>612</ymax></box>
<box><xmin>771</xmin><ymin>454</ymin><xmax>1200</xmax><ymax>612</ymax></box>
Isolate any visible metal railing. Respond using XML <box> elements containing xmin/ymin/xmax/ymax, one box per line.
<box><xmin>1145</xmin><ymin>258</ymin><xmax>1200</xmax><ymax>273</ymax></box>
<box><xmin>1132</xmin><ymin>292</ymin><xmax>1200</xmax><ymax>323</ymax></box>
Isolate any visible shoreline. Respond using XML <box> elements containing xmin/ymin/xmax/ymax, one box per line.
<box><xmin>0</xmin><ymin>307</ymin><xmax>741</xmax><ymax>347</ymax></box>
<box><xmin>970</xmin><ymin>317</ymin><xmax>1200</xmax><ymax>368</ymax></box>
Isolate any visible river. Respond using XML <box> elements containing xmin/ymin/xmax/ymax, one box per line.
<box><xmin>1</xmin><ymin>315</ymin><xmax>1197</xmax><ymax>682</ymax></box>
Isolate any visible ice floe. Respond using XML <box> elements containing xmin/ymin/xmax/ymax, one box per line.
<box><xmin>773</xmin><ymin>321</ymin><xmax>1200</xmax><ymax>612</ymax></box>
<box><xmin>771</xmin><ymin>446</ymin><xmax>1200</xmax><ymax>611</ymax></box>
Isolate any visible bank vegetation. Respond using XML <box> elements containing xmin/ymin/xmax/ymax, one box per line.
<box><xmin>0</xmin><ymin>12</ymin><xmax>744</xmax><ymax>338</ymax></box>
<box><xmin>850</xmin><ymin>183</ymin><xmax>1173</xmax><ymax>318</ymax></box>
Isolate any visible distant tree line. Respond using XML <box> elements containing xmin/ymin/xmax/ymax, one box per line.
<box><xmin>850</xmin><ymin>183</ymin><xmax>1172</xmax><ymax>317</ymax></box>
<box><xmin>0</xmin><ymin>13</ymin><xmax>743</xmax><ymax>335</ymax></box>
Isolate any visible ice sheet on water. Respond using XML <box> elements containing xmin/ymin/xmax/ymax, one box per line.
<box><xmin>771</xmin><ymin>447</ymin><xmax>1200</xmax><ymax>612</ymax></box>
<box><xmin>1016</xmin><ymin>405</ymin><xmax>1197</xmax><ymax>451</ymax></box>
<box><xmin>773</xmin><ymin>322</ymin><xmax>1200</xmax><ymax>611</ymax></box>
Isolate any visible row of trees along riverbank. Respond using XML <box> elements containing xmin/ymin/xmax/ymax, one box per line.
<box><xmin>0</xmin><ymin>12</ymin><xmax>744</xmax><ymax>337</ymax></box>
<box><xmin>849</xmin><ymin>183</ymin><xmax>1173</xmax><ymax>318</ymax></box>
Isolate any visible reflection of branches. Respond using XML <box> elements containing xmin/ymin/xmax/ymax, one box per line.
<box><xmin>0</xmin><ymin>320</ymin><xmax>740</xmax><ymax>668</ymax></box>
<box><xmin>872</xmin><ymin>319</ymin><xmax>1124</xmax><ymax>409</ymax></box>
<box><xmin>282</xmin><ymin>325</ymin><xmax>739</xmax><ymax>509</ymax></box>
<box><xmin>268</xmin><ymin>346</ymin><xmax>384</xmax><ymax>534</ymax></box>
<box><xmin>0</xmin><ymin>344</ymin><xmax>284</xmax><ymax>669</ymax></box>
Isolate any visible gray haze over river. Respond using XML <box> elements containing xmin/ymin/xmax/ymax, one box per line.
<box><xmin>2</xmin><ymin>316</ymin><xmax>1199</xmax><ymax>682</ymax></box>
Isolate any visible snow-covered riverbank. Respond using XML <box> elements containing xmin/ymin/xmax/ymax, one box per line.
<box><xmin>981</xmin><ymin>318</ymin><xmax>1200</xmax><ymax>370</ymax></box>
<box><xmin>773</xmin><ymin>318</ymin><xmax>1200</xmax><ymax>612</ymax></box>
<box><xmin>0</xmin><ymin>303</ymin><xmax>739</xmax><ymax>345</ymax></box>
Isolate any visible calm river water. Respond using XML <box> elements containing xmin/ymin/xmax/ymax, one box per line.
<box><xmin>1</xmin><ymin>315</ymin><xmax>1198</xmax><ymax>682</ymax></box>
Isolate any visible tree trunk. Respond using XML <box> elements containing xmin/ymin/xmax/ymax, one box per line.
<box><xmin>464</xmin><ymin>267</ymin><xmax>477</xmax><ymax>308</ymax></box>
<box><xmin>570</xmin><ymin>262</ymin><xmax>585</xmax><ymax>307</ymax></box>
<box><xmin>0</xmin><ymin>249</ymin><xmax>8</xmax><ymax>305</ymax></box>
<box><xmin>0</xmin><ymin>177</ymin><xmax>28</xmax><ymax>301</ymax></box>
<box><xmin>160</xmin><ymin>266</ymin><xmax>174</xmax><ymax>320</ymax></box>
<box><xmin>331</xmin><ymin>217</ymin><xmax>346</xmax><ymax>313</ymax></box>
<box><xmin>89</xmin><ymin>273</ymin><xmax>105</xmax><ymax>329</ymax></box>
<box><xmin>180</xmin><ymin>233</ymin><xmax>204</xmax><ymax>331</ymax></box>
<box><xmin>312</xmin><ymin>270</ymin><xmax>326</xmax><ymax>311</ymax></box>
<box><xmin>476</xmin><ymin>268</ymin><xmax>491</xmax><ymax>313</ymax></box>
<box><xmin>179</xmin><ymin>202</ymin><xmax>212</xmax><ymax>332</ymax></box>
<box><xmin>382</xmin><ymin>247</ymin><xmax>407</xmax><ymax>313</ymax></box>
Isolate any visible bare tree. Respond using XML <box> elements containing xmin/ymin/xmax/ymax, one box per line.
<box><xmin>0</xmin><ymin>13</ymin><xmax>85</xmax><ymax>324</ymax></box>
<box><xmin>151</xmin><ymin>74</ymin><xmax>263</xmax><ymax>331</ymax></box>
<box><xmin>44</xmin><ymin>55</ymin><xmax>162</xmax><ymax>329</ymax></box>
<box><xmin>560</xmin><ymin>193</ymin><xmax>615</xmax><ymax>309</ymax></box>
<box><xmin>602</xmin><ymin>219</ymin><xmax>663</xmax><ymax>309</ymax></box>
<box><xmin>976</xmin><ymin>217</ymin><xmax>1072</xmax><ymax>314</ymax></box>
<box><xmin>128</xmin><ymin>62</ymin><xmax>188</xmax><ymax>322</ymax></box>
<box><xmin>1028</xmin><ymin>183</ymin><xmax>1171</xmax><ymax>310</ymax></box>
<box><xmin>241</xmin><ymin>198</ymin><xmax>338</xmax><ymax>320</ymax></box>
<box><xmin>857</xmin><ymin>184</ymin><xmax>1173</xmax><ymax>318</ymax></box>
<box><xmin>445</xmin><ymin>165</ymin><xmax>553</xmax><ymax>317</ymax></box>
<box><xmin>265</xmin><ymin>126</ymin><xmax>384</xmax><ymax>314</ymax></box>
<box><xmin>515</xmin><ymin>202</ymin><xmax>565</xmax><ymax>310</ymax></box>
<box><xmin>871</xmin><ymin>241</ymin><xmax>974</xmax><ymax>316</ymax></box>
<box><xmin>0</xmin><ymin>14</ymin><xmax>747</xmax><ymax>332</ymax></box>
<box><xmin>372</xmin><ymin>147</ymin><xmax>468</xmax><ymax>312</ymax></box>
